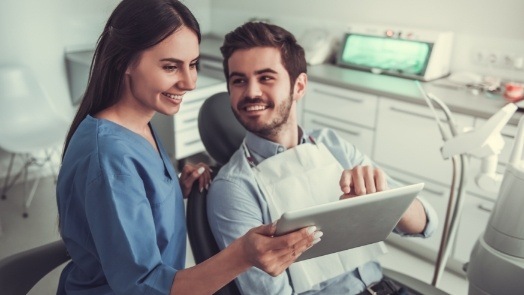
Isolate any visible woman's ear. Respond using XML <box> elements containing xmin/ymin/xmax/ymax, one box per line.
<box><xmin>293</xmin><ymin>73</ymin><xmax>308</xmax><ymax>101</ymax></box>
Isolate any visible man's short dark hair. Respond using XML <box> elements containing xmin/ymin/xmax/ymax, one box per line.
<box><xmin>220</xmin><ymin>22</ymin><xmax>307</xmax><ymax>88</ymax></box>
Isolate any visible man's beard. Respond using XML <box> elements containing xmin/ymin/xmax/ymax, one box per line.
<box><xmin>233</xmin><ymin>94</ymin><xmax>293</xmax><ymax>138</ymax></box>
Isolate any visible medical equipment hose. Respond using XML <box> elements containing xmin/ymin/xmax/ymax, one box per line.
<box><xmin>415</xmin><ymin>81</ymin><xmax>468</xmax><ymax>287</ymax></box>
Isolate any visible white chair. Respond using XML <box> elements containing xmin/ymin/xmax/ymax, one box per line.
<box><xmin>0</xmin><ymin>65</ymin><xmax>71</xmax><ymax>217</ymax></box>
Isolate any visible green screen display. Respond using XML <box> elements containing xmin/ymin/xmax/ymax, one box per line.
<box><xmin>339</xmin><ymin>34</ymin><xmax>432</xmax><ymax>76</ymax></box>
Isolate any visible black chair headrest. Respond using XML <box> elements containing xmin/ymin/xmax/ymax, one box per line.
<box><xmin>198</xmin><ymin>92</ymin><xmax>246</xmax><ymax>165</ymax></box>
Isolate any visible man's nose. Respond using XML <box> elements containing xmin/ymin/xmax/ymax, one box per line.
<box><xmin>245</xmin><ymin>80</ymin><xmax>262</xmax><ymax>98</ymax></box>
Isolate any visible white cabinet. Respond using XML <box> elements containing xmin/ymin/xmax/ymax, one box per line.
<box><xmin>374</xmin><ymin>97</ymin><xmax>475</xmax><ymax>186</ymax></box>
<box><xmin>452</xmin><ymin>193</ymin><xmax>494</xmax><ymax>264</ymax></box>
<box><xmin>374</xmin><ymin>97</ymin><xmax>481</xmax><ymax>267</ymax></box>
<box><xmin>303</xmin><ymin>82</ymin><xmax>378</xmax><ymax>156</ymax></box>
<box><xmin>199</xmin><ymin>58</ymin><xmax>225</xmax><ymax>81</ymax></box>
<box><xmin>152</xmin><ymin>75</ymin><xmax>227</xmax><ymax>160</ymax></box>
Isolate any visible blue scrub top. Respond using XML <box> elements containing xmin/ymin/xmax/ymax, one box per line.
<box><xmin>56</xmin><ymin>115</ymin><xmax>186</xmax><ymax>295</ymax></box>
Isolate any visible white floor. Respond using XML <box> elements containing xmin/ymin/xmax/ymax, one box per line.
<box><xmin>0</xmin><ymin>176</ymin><xmax>469</xmax><ymax>294</ymax></box>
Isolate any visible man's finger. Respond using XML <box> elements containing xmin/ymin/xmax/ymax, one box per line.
<box><xmin>363</xmin><ymin>166</ymin><xmax>376</xmax><ymax>194</ymax></box>
<box><xmin>351</xmin><ymin>166</ymin><xmax>366</xmax><ymax>195</ymax></box>
<box><xmin>374</xmin><ymin>168</ymin><xmax>388</xmax><ymax>192</ymax></box>
<box><xmin>339</xmin><ymin>170</ymin><xmax>353</xmax><ymax>194</ymax></box>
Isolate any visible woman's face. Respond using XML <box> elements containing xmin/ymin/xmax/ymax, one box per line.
<box><xmin>123</xmin><ymin>26</ymin><xmax>200</xmax><ymax>117</ymax></box>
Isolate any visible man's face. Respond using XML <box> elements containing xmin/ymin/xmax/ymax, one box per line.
<box><xmin>227</xmin><ymin>47</ymin><xmax>296</xmax><ymax>138</ymax></box>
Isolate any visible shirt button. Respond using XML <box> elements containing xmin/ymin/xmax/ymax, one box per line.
<box><xmin>277</xmin><ymin>146</ymin><xmax>284</xmax><ymax>153</ymax></box>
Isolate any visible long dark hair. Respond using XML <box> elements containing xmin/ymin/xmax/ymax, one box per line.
<box><xmin>62</xmin><ymin>0</ymin><xmax>200</xmax><ymax>158</ymax></box>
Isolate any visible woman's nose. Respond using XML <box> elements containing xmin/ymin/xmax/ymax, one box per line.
<box><xmin>176</xmin><ymin>67</ymin><xmax>196</xmax><ymax>91</ymax></box>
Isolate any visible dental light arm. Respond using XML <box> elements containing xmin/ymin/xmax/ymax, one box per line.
<box><xmin>440</xmin><ymin>103</ymin><xmax>517</xmax><ymax>192</ymax></box>
<box><xmin>415</xmin><ymin>81</ymin><xmax>518</xmax><ymax>288</ymax></box>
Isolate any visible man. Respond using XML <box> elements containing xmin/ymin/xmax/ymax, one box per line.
<box><xmin>207</xmin><ymin>22</ymin><xmax>438</xmax><ymax>295</ymax></box>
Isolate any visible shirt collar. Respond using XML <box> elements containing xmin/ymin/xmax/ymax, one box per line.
<box><xmin>244</xmin><ymin>126</ymin><xmax>308</xmax><ymax>160</ymax></box>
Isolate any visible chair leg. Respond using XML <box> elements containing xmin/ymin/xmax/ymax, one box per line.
<box><xmin>22</xmin><ymin>157</ymin><xmax>30</xmax><ymax>218</ymax></box>
<box><xmin>1</xmin><ymin>153</ymin><xmax>16</xmax><ymax>199</ymax></box>
<box><xmin>44</xmin><ymin>148</ymin><xmax>58</xmax><ymax>183</ymax></box>
<box><xmin>24</xmin><ymin>175</ymin><xmax>41</xmax><ymax>218</ymax></box>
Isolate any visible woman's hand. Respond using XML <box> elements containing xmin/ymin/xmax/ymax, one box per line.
<box><xmin>237</xmin><ymin>222</ymin><xmax>322</xmax><ymax>276</ymax></box>
<box><xmin>179</xmin><ymin>162</ymin><xmax>212</xmax><ymax>198</ymax></box>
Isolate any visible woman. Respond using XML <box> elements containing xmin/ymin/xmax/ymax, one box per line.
<box><xmin>56</xmin><ymin>1</ymin><xmax>318</xmax><ymax>294</ymax></box>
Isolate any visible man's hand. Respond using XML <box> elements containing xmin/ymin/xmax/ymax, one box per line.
<box><xmin>339</xmin><ymin>165</ymin><xmax>387</xmax><ymax>199</ymax></box>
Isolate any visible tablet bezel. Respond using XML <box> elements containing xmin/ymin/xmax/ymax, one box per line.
<box><xmin>274</xmin><ymin>183</ymin><xmax>425</xmax><ymax>261</ymax></box>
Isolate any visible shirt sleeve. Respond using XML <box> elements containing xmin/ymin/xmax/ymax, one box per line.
<box><xmin>207</xmin><ymin>177</ymin><xmax>295</xmax><ymax>295</ymax></box>
<box><xmin>393</xmin><ymin>196</ymin><xmax>439</xmax><ymax>238</ymax></box>
<box><xmin>85</xmin><ymin>172</ymin><xmax>177</xmax><ymax>295</ymax></box>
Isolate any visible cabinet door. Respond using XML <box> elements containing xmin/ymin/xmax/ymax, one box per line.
<box><xmin>305</xmin><ymin>82</ymin><xmax>378</xmax><ymax>128</ymax></box>
<box><xmin>303</xmin><ymin>113</ymin><xmax>374</xmax><ymax>156</ymax></box>
<box><xmin>452</xmin><ymin>194</ymin><xmax>494</xmax><ymax>264</ymax></box>
<box><xmin>374</xmin><ymin>98</ymin><xmax>475</xmax><ymax>186</ymax></box>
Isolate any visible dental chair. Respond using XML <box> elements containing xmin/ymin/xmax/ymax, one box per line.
<box><xmin>186</xmin><ymin>91</ymin><xmax>245</xmax><ymax>295</ymax></box>
<box><xmin>0</xmin><ymin>240</ymin><xmax>70</xmax><ymax>295</ymax></box>
<box><xmin>186</xmin><ymin>91</ymin><xmax>447</xmax><ymax>295</ymax></box>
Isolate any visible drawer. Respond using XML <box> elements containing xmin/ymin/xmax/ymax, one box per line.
<box><xmin>305</xmin><ymin>82</ymin><xmax>378</xmax><ymax>128</ymax></box>
<box><xmin>452</xmin><ymin>193</ymin><xmax>493</xmax><ymax>264</ymax></box>
<box><xmin>175</xmin><ymin>82</ymin><xmax>227</xmax><ymax>132</ymax></box>
<box><xmin>175</xmin><ymin>99</ymin><xmax>206</xmax><ymax>132</ymax></box>
<box><xmin>303</xmin><ymin>113</ymin><xmax>374</xmax><ymax>156</ymax></box>
<box><xmin>175</xmin><ymin>128</ymin><xmax>205</xmax><ymax>160</ymax></box>
<box><xmin>374</xmin><ymin>98</ymin><xmax>475</xmax><ymax>186</ymax></box>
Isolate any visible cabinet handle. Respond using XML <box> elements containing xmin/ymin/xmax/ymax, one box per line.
<box><xmin>184</xmin><ymin>98</ymin><xmax>206</xmax><ymax>106</ymax></box>
<box><xmin>310</xmin><ymin>119</ymin><xmax>360</xmax><ymax>136</ymax></box>
<box><xmin>313</xmin><ymin>89</ymin><xmax>364</xmax><ymax>104</ymax></box>
<box><xmin>183</xmin><ymin>118</ymin><xmax>198</xmax><ymax>124</ymax></box>
<box><xmin>184</xmin><ymin>139</ymin><xmax>201</xmax><ymax>146</ymax></box>
<box><xmin>389</xmin><ymin>106</ymin><xmax>447</xmax><ymax>122</ymax></box>
<box><xmin>477</xmin><ymin>203</ymin><xmax>493</xmax><ymax>213</ymax></box>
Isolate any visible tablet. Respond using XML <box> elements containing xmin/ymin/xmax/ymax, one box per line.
<box><xmin>275</xmin><ymin>183</ymin><xmax>424</xmax><ymax>261</ymax></box>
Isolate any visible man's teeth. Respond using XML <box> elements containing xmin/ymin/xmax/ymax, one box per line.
<box><xmin>246</xmin><ymin>105</ymin><xmax>267</xmax><ymax>111</ymax></box>
<box><xmin>163</xmin><ymin>93</ymin><xmax>182</xmax><ymax>100</ymax></box>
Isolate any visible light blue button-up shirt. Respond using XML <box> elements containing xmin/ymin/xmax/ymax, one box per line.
<box><xmin>56</xmin><ymin>115</ymin><xmax>186</xmax><ymax>295</ymax></box>
<box><xmin>207</xmin><ymin>127</ymin><xmax>438</xmax><ymax>295</ymax></box>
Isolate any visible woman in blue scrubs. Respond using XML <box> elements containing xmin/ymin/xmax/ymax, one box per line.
<box><xmin>56</xmin><ymin>1</ymin><xmax>317</xmax><ymax>294</ymax></box>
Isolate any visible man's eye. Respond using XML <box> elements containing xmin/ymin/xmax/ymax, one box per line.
<box><xmin>231</xmin><ymin>78</ymin><xmax>245</xmax><ymax>85</ymax></box>
<box><xmin>260</xmin><ymin>76</ymin><xmax>273</xmax><ymax>82</ymax></box>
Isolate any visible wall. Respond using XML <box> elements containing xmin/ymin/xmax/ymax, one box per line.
<box><xmin>0</xmin><ymin>0</ymin><xmax>211</xmax><ymax>184</ymax></box>
<box><xmin>210</xmin><ymin>0</ymin><xmax>524</xmax><ymax>81</ymax></box>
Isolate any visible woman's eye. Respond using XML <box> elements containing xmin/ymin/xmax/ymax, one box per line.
<box><xmin>163</xmin><ymin>65</ymin><xmax>177</xmax><ymax>72</ymax></box>
<box><xmin>190</xmin><ymin>61</ymin><xmax>199</xmax><ymax>69</ymax></box>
